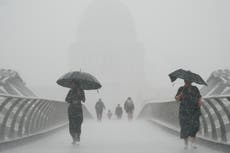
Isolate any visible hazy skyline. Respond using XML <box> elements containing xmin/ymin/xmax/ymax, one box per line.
<box><xmin>0</xmin><ymin>0</ymin><xmax>229</xmax><ymax>111</ymax></box>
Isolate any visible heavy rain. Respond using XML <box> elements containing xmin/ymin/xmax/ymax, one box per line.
<box><xmin>0</xmin><ymin>0</ymin><xmax>230</xmax><ymax>153</ymax></box>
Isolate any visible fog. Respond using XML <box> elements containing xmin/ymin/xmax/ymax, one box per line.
<box><xmin>1</xmin><ymin>0</ymin><xmax>230</xmax><ymax>112</ymax></box>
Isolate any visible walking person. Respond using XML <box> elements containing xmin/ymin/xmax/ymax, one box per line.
<box><xmin>124</xmin><ymin>97</ymin><xmax>135</xmax><ymax>121</ymax></box>
<box><xmin>65</xmin><ymin>83</ymin><xmax>85</xmax><ymax>145</ymax></box>
<box><xmin>175</xmin><ymin>80</ymin><xmax>202</xmax><ymax>149</ymax></box>
<box><xmin>57</xmin><ymin>71</ymin><xmax>102</xmax><ymax>145</ymax></box>
<box><xmin>107</xmin><ymin>110</ymin><xmax>113</xmax><ymax>120</ymax></box>
<box><xmin>95</xmin><ymin>98</ymin><xmax>105</xmax><ymax>121</ymax></box>
<box><xmin>115</xmin><ymin>104</ymin><xmax>123</xmax><ymax>119</ymax></box>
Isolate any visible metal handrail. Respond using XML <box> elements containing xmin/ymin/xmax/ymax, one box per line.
<box><xmin>143</xmin><ymin>94</ymin><xmax>230</xmax><ymax>104</ymax></box>
<box><xmin>138</xmin><ymin>95</ymin><xmax>230</xmax><ymax>144</ymax></box>
<box><xmin>0</xmin><ymin>93</ymin><xmax>65</xmax><ymax>103</ymax></box>
<box><xmin>0</xmin><ymin>94</ymin><xmax>92</xmax><ymax>142</ymax></box>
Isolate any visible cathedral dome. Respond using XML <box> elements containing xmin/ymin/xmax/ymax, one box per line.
<box><xmin>76</xmin><ymin>0</ymin><xmax>137</xmax><ymax>43</ymax></box>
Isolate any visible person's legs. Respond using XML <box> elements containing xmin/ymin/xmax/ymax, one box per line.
<box><xmin>184</xmin><ymin>138</ymin><xmax>188</xmax><ymax>149</ymax></box>
<box><xmin>127</xmin><ymin>112</ymin><xmax>133</xmax><ymax>121</ymax></box>
<box><xmin>99</xmin><ymin>111</ymin><xmax>103</xmax><ymax>121</ymax></box>
<box><xmin>69</xmin><ymin>122</ymin><xmax>74</xmax><ymax>137</ymax></box>
<box><xmin>96</xmin><ymin>112</ymin><xmax>100</xmax><ymax>121</ymax></box>
<box><xmin>180</xmin><ymin>123</ymin><xmax>189</xmax><ymax>149</ymax></box>
<box><xmin>190</xmin><ymin>116</ymin><xmax>199</xmax><ymax>149</ymax></box>
<box><xmin>100</xmin><ymin>112</ymin><xmax>102</xmax><ymax>120</ymax></box>
<box><xmin>69</xmin><ymin>119</ymin><xmax>77</xmax><ymax>144</ymax></box>
<box><xmin>68</xmin><ymin>106</ymin><xmax>77</xmax><ymax>144</ymax></box>
<box><xmin>179</xmin><ymin>112</ymin><xmax>191</xmax><ymax>149</ymax></box>
<box><xmin>130</xmin><ymin>112</ymin><xmax>133</xmax><ymax>120</ymax></box>
<box><xmin>190</xmin><ymin>137</ymin><xmax>197</xmax><ymax>149</ymax></box>
<box><xmin>75</xmin><ymin>116</ymin><xmax>83</xmax><ymax>142</ymax></box>
<box><xmin>128</xmin><ymin>113</ymin><xmax>131</xmax><ymax>121</ymax></box>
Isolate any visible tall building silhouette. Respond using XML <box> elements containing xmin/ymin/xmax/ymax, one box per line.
<box><xmin>69</xmin><ymin>0</ymin><xmax>145</xmax><ymax>105</ymax></box>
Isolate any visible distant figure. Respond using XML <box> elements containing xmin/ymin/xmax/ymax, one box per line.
<box><xmin>175</xmin><ymin>80</ymin><xmax>202</xmax><ymax>149</ymax></box>
<box><xmin>115</xmin><ymin>104</ymin><xmax>123</xmax><ymax>119</ymax></box>
<box><xmin>107</xmin><ymin>110</ymin><xmax>113</xmax><ymax>120</ymax></box>
<box><xmin>124</xmin><ymin>97</ymin><xmax>135</xmax><ymax>121</ymax></box>
<box><xmin>65</xmin><ymin>84</ymin><xmax>85</xmax><ymax>145</ymax></box>
<box><xmin>95</xmin><ymin>98</ymin><xmax>105</xmax><ymax>121</ymax></box>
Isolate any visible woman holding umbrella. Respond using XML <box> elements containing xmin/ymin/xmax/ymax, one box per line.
<box><xmin>57</xmin><ymin>71</ymin><xmax>102</xmax><ymax>145</ymax></box>
<box><xmin>175</xmin><ymin>80</ymin><xmax>202</xmax><ymax>149</ymax></box>
<box><xmin>169</xmin><ymin>69</ymin><xmax>207</xmax><ymax>149</ymax></box>
<box><xmin>65</xmin><ymin>82</ymin><xmax>85</xmax><ymax>144</ymax></box>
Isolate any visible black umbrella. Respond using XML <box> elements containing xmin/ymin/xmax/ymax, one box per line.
<box><xmin>168</xmin><ymin>69</ymin><xmax>208</xmax><ymax>86</ymax></box>
<box><xmin>56</xmin><ymin>71</ymin><xmax>102</xmax><ymax>90</ymax></box>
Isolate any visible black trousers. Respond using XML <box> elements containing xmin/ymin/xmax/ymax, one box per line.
<box><xmin>96</xmin><ymin>111</ymin><xmax>103</xmax><ymax>120</ymax></box>
<box><xmin>68</xmin><ymin>104</ymin><xmax>83</xmax><ymax>138</ymax></box>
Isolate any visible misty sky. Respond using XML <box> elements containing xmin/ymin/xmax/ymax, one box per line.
<box><xmin>0</xmin><ymin>0</ymin><xmax>230</xmax><ymax>110</ymax></box>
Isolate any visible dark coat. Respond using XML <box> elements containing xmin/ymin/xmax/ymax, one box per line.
<box><xmin>176</xmin><ymin>85</ymin><xmax>201</xmax><ymax>138</ymax></box>
<box><xmin>124</xmin><ymin>100</ymin><xmax>134</xmax><ymax>113</ymax></box>
<box><xmin>115</xmin><ymin>106</ymin><xmax>123</xmax><ymax>116</ymax></box>
<box><xmin>65</xmin><ymin>88</ymin><xmax>85</xmax><ymax>103</ymax></box>
<box><xmin>65</xmin><ymin>88</ymin><xmax>85</xmax><ymax>137</ymax></box>
<box><xmin>95</xmin><ymin>100</ymin><xmax>105</xmax><ymax>112</ymax></box>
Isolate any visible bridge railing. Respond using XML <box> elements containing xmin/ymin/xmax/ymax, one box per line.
<box><xmin>138</xmin><ymin>95</ymin><xmax>230</xmax><ymax>145</ymax></box>
<box><xmin>0</xmin><ymin>94</ymin><xmax>92</xmax><ymax>143</ymax></box>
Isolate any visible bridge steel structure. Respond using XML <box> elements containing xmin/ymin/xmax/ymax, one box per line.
<box><xmin>138</xmin><ymin>95</ymin><xmax>230</xmax><ymax>147</ymax></box>
<box><xmin>0</xmin><ymin>94</ymin><xmax>92</xmax><ymax>144</ymax></box>
<box><xmin>1</xmin><ymin>93</ymin><xmax>230</xmax><ymax>151</ymax></box>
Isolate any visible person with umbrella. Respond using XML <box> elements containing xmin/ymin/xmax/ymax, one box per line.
<box><xmin>169</xmin><ymin>69</ymin><xmax>207</xmax><ymax>150</ymax></box>
<box><xmin>65</xmin><ymin>81</ymin><xmax>85</xmax><ymax>144</ymax></box>
<box><xmin>57</xmin><ymin>71</ymin><xmax>102</xmax><ymax>145</ymax></box>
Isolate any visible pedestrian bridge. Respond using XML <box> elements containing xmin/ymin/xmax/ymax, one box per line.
<box><xmin>0</xmin><ymin>94</ymin><xmax>229</xmax><ymax>153</ymax></box>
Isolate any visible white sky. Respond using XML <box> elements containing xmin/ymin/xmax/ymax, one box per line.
<box><xmin>0</xmin><ymin>0</ymin><xmax>230</xmax><ymax>110</ymax></box>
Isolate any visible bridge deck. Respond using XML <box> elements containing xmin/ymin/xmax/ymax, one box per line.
<box><xmin>1</xmin><ymin>120</ymin><xmax>222</xmax><ymax>153</ymax></box>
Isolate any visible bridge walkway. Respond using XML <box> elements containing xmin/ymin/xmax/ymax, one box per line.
<box><xmin>1</xmin><ymin>120</ymin><xmax>222</xmax><ymax>153</ymax></box>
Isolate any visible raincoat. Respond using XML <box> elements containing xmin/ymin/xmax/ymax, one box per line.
<box><xmin>176</xmin><ymin>86</ymin><xmax>201</xmax><ymax>139</ymax></box>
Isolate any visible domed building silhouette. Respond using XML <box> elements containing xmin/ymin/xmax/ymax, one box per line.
<box><xmin>69</xmin><ymin>0</ymin><xmax>145</xmax><ymax>105</ymax></box>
